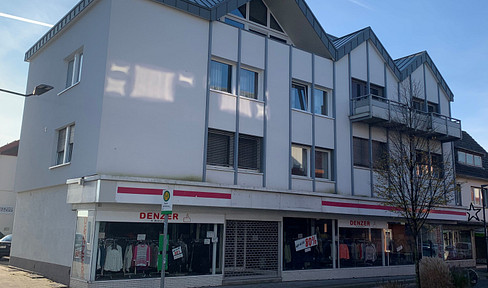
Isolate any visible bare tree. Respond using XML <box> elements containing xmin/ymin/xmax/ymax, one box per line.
<box><xmin>374</xmin><ymin>81</ymin><xmax>456</xmax><ymax>288</ymax></box>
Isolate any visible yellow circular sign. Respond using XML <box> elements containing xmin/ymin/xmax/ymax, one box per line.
<box><xmin>163</xmin><ymin>190</ymin><xmax>171</xmax><ymax>202</ymax></box>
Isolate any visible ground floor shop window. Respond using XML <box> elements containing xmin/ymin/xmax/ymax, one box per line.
<box><xmin>442</xmin><ymin>229</ymin><xmax>472</xmax><ymax>260</ymax></box>
<box><xmin>283</xmin><ymin>218</ymin><xmax>334</xmax><ymax>270</ymax></box>
<box><xmin>387</xmin><ymin>223</ymin><xmax>414</xmax><ymax>266</ymax></box>
<box><xmin>421</xmin><ymin>224</ymin><xmax>444</xmax><ymax>259</ymax></box>
<box><xmin>72</xmin><ymin>210</ymin><xmax>95</xmax><ymax>281</ymax></box>
<box><xmin>95</xmin><ymin>222</ymin><xmax>223</xmax><ymax>281</ymax></box>
<box><xmin>339</xmin><ymin>227</ymin><xmax>383</xmax><ymax>268</ymax></box>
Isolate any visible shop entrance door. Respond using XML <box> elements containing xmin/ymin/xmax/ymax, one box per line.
<box><xmin>224</xmin><ymin>220</ymin><xmax>279</xmax><ymax>281</ymax></box>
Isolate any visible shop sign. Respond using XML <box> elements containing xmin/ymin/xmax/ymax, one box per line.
<box><xmin>338</xmin><ymin>219</ymin><xmax>387</xmax><ymax>229</ymax></box>
<box><xmin>162</xmin><ymin>189</ymin><xmax>173</xmax><ymax>215</ymax></box>
<box><xmin>0</xmin><ymin>207</ymin><xmax>14</xmax><ymax>214</ymax></box>
<box><xmin>140</xmin><ymin>212</ymin><xmax>179</xmax><ymax>221</ymax></box>
<box><xmin>295</xmin><ymin>235</ymin><xmax>317</xmax><ymax>252</ymax></box>
<box><xmin>172</xmin><ymin>246</ymin><xmax>183</xmax><ymax>260</ymax></box>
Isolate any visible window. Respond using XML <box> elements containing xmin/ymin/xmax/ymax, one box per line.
<box><xmin>292</xmin><ymin>82</ymin><xmax>308</xmax><ymax>111</ymax></box>
<box><xmin>229</xmin><ymin>0</ymin><xmax>285</xmax><ymax>33</ymax></box>
<box><xmin>351</xmin><ymin>78</ymin><xmax>384</xmax><ymax>98</ymax></box>
<box><xmin>313</xmin><ymin>88</ymin><xmax>329</xmax><ymax>116</ymax></box>
<box><xmin>353</xmin><ymin>137</ymin><xmax>369</xmax><ymax>168</ymax></box>
<box><xmin>372</xmin><ymin>141</ymin><xmax>387</xmax><ymax>169</ymax></box>
<box><xmin>210</xmin><ymin>60</ymin><xmax>232</xmax><ymax>93</ymax></box>
<box><xmin>238</xmin><ymin>134</ymin><xmax>261</xmax><ymax>171</ymax></box>
<box><xmin>207</xmin><ymin>130</ymin><xmax>234</xmax><ymax>167</ymax></box>
<box><xmin>416</xmin><ymin>151</ymin><xmax>443</xmax><ymax>178</ymax></box>
<box><xmin>353</xmin><ymin>137</ymin><xmax>387</xmax><ymax>169</ymax></box>
<box><xmin>315</xmin><ymin>149</ymin><xmax>331</xmax><ymax>179</ymax></box>
<box><xmin>65</xmin><ymin>51</ymin><xmax>83</xmax><ymax>88</ymax></box>
<box><xmin>240</xmin><ymin>68</ymin><xmax>258</xmax><ymax>99</ymax></box>
<box><xmin>455</xmin><ymin>184</ymin><xmax>462</xmax><ymax>206</ymax></box>
<box><xmin>412</xmin><ymin>97</ymin><xmax>424</xmax><ymax>111</ymax></box>
<box><xmin>291</xmin><ymin>145</ymin><xmax>308</xmax><ymax>176</ymax></box>
<box><xmin>458</xmin><ymin>150</ymin><xmax>483</xmax><ymax>167</ymax></box>
<box><xmin>56</xmin><ymin>124</ymin><xmax>75</xmax><ymax>165</ymax></box>
<box><xmin>207</xmin><ymin>129</ymin><xmax>262</xmax><ymax>171</ymax></box>
<box><xmin>472</xmin><ymin>187</ymin><xmax>483</xmax><ymax>206</ymax></box>
<box><xmin>427</xmin><ymin>102</ymin><xmax>439</xmax><ymax>113</ymax></box>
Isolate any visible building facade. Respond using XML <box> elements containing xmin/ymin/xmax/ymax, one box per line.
<box><xmin>12</xmin><ymin>0</ymin><xmax>470</xmax><ymax>287</ymax></box>
<box><xmin>454</xmin><ymin>131</ymin><xmax>488</xmax><ymax>264</ymax></box>
<box><xmin>0</xmin><ymin>140</ymin><xmax>18</xmax><ymax>237</ymax></box>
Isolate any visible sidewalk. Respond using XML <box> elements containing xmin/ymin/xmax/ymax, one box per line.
<box><xmin>0</xmin><ymin>257</ymin><xmax>67</xmax><ymax>288</ymax></box>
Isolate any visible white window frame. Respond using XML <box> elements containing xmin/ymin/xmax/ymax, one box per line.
<box><xmin>210</xmin><ymin>58</ymin><xmax>236</xmax><ymax>95</ymax></box>
<box><xmin>65</xmin><ymin>50</ymin><xmax>83</xmax><ymax>89</ymax></box>
<box><xmin>313</xmin><ymin>87</ymin><xmax>332</xmax><ymax>117</ymax></box>
<box><xmin>315</xmin><ymin>148</ymin><xmax>332</xmax><ymax>180</ymax></box>
<box><xmin>53</xmin><ymin>124</ymin><xmax>75</xmax><ymax>167</ymax></box>
<box><xmin>291</xmin><ymin>144</ymin><xmax>310</xmax><ymax>177</ymax></box>
<box><xmin>472</xmin><ymin>187</ymin><xmax>483</xmax><ymax>206</ymax></box>
<box><xmin>239</xmin><ymin>65</ymin><xmax>262</xmax><ymax>101</ymax></box>
<box><xmin>458</xmin><ymin>150</ymin><xmax>483</xmax><ymax>167</ymax></box>
<box><xmin>221</xmin><ymin>1</ymin><xmax>291</xmax><ymax>44</ymax></box>
<box><xmin>291</xmin><ymin>81</ymin><xmax>310</xmax><ymax>112</ymax></box>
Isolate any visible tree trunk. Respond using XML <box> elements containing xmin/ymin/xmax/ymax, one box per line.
<box><xmin>413</xmin><ymin>234</ymin><xmax>421</xmax><ymax>288</ymax></box>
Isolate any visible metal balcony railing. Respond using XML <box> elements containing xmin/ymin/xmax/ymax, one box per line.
<box><xmin>350</xmin><ymin>94</ymin><xmax>461</xmax><ymax>141</ymax></box>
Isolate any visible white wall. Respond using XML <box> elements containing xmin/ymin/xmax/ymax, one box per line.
<box><xmin>0</xmin><ymin>155</ymin><xmax>16</xmax><ymax>234</ymax></box>
<box><xmin>16</xmin><ymin>0</ymin><xmax>111</xmax><ymax>193</ymax></box>
<box><xmin>11</xmin><ymin>185</ymin><xmax>76</xmax><ymax>266</ymax></box>
<box><xmin>96</xmin><ymin>0</ymin><xmax>209</xmax><ymax>181</ymax></box>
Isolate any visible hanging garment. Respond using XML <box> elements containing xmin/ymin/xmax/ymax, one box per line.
<box><xmin>364</xmin><ymin>244</ymin><xmax>377</xmax><ymax>262</ymax></box>
<box><xmin>124</xmin><ymin>244</ymin><xmax>133</xmax><ymax>272</ymax></box>
<box><xmin>133</xmin><ymin>243</ymin><xmax>151</xmax><ymax>267</ymax></box>
<box><xmin>104</xmin><ymin>244</ymin><xmax>123</xmax><ymax>272</ymax></box>
<box><xmin>97</xmin><ymin>244</ymin><xmax>107</xmax><ymax>270</ymax></box>
<box><xmin>339</xmin><ymin>243</ymin><xmax>350</xmax><ymax>260</ymax></box>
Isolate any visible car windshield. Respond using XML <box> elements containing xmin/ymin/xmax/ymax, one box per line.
<box><xmin>0</xmin><ymin>234</ymin><xmax>11</xmax><ymax>242</ymax></box>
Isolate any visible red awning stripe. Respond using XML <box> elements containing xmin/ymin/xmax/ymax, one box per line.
<box><xmin>322</xmin><ymin>200</ymin><xmax>465</xmax><ymax>216</ymax></box>
<box><xmin>174</xmin><ymin>190</ymin><xmax>231</xmax><ymax>199</ymax></box>
<box><xmin>117</xmin><ymin>187</ymin><xmax>163</xmax><ymax>195</ymax></box>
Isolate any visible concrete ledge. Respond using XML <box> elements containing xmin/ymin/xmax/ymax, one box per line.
<box><xmin>9</xmin><ymin>256</ymin><xmax>70</xmax><ymax>285</ymax></box>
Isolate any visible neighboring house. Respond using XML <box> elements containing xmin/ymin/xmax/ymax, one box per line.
<box><xmin>454</xmin><ymin>131</ymin><xmax>488</xmax><ymax>263</ymax></box>
<box><xmin>11</xmin><ymin>0</ymin><xmax>467</xmax><ymax>287</ymax></box>
<box><xmin>0</xmin><ymin>140</ymin><xmax>19</xmax><ymax>237</ymax></box>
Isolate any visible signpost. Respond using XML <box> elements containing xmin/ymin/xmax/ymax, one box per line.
<box><xmin>160</xmin><ymin>189</ymin><xmax>173</xmax><ymax>288</ymax></box>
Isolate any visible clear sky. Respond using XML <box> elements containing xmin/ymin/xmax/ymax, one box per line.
<box><xmin>1</xmin><ymin>0</ymin><xmax>487</xmax><ymax>150</ymax></box>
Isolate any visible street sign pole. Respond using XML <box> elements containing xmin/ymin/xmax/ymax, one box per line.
<box><xmin>160</xmin><ymin>214</ymin><xmax>168</xmax><ymax>288</ymax></box>
<box><xmin>160</xmin><ymin>189</ymin><xmax>173</xmax><ymax>288</ymax></box>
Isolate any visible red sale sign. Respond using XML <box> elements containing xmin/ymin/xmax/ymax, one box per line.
<box><xmin>294</xmin><ymin>235</ymin><xmax>318</xmax><ymax>252</ymax></box>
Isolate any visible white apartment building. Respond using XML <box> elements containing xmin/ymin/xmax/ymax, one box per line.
<box><xmin>11</xmin><ymin>0</ymin><xmax>469</xmax><ymax>287</ymax></box>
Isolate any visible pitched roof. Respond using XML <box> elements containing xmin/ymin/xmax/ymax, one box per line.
<box><xmin>454</xmin><ymin>131</ymin><xmax>488</xmax><ymax>180</ymax></box>
<box><xmin>24</xmin><ymin>0</ymin><xmax>455</xmax><ymax>100</ymax></box>
<box><xmin>0</xmin><ymin>140</ymin><xmax>19</xmax><ymax>156</ymax></box>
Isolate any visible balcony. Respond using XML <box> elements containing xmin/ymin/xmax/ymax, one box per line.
<box><xmin>350</xmin><ymin>94</ymin><xmax>461</xmax><ymax>142</ymax></box>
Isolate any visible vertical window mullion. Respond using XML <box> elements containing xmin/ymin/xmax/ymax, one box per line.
<box><xmin>63</xmin><ymin>126</ymin><xmax>70</xmax><ymax>163</ymax></box>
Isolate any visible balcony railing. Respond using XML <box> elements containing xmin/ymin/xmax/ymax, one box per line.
<box><xmin>350</xmin><ymin>94</ymin><xmax>461</xmax><ymax>142</ymax></box>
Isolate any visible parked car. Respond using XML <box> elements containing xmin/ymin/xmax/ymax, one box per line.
<box><xmin>0</xmin><ymin>234</ymin><xmax>12</xmax><ymax>258</ymax></box>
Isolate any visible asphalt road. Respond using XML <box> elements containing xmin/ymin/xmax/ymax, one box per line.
<box><xmin>0</xmin><ymin>257</ymin><xmax>66</xmax><ymax>288</ymax></box>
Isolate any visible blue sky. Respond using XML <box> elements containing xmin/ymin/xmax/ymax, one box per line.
<box><xmin>0</xmin><ymin>0</ymin><xmax>487</xmax><ymax>150</ymax></box>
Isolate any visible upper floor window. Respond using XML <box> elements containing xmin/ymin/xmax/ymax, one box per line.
<box><xmin>207</xmin><ymin>129</ymin><xmax>262</xmax><ymax>171</ymax></box>
<box><xmin>416</xmin><ymin>151</ymin><xmax>443</xmax><ymax>178</ymax></box>
<box><xmin>353</xmin><ymin>137</ymin><xmax>387</xmax><ymax>169</ymax></box>
<box><xmin>351</xmin><ymin>78</ymin><xmax>384</xmax><ymax>98</ymax></box>
<box><xmin>472</xmin><ymin>187</ymin><xmax>483</xmax><ymax>206</ymax></box>
<box><xmin>240</xmin><ymin>68</ymin><xmax>258</xmax><ymax>99</ymax></box>
<box><xmin>412</xmin><ymin>98</ymin><xmax>439</xmax><ymax>114</ymax></box>
<box><xmin>56</xmin><ymin>124</ymin><xmax>75</xmax><ymax>165</ymax></box>
<box><xmin>458</xmin><ymin>150</ymin><xmax>483</xmax><ymax>167</ymax></box>
<box><xmin>224</xmin><ymin>0</ymin><xmax>288</xmax><ymax>43</ymax></box>
<box><xmin>292</xmin><ymin>82</ymin><xmax>308</xmax><ymax>111</ymax></box>
<box><xmin>210</xmin><ymin>60</ymin><xmax>232</xmax><ymax>93</ymax></box>
<box><xmin>315</xmin><ymin>149</ymin><xmax>332</xmax><ymax>180</ymax></box>
<box><xmin>291</xmin><ymin>145</ymin><xmax>309</xmax><ymax>177</ymax></box>
<box><xmin>66</xmin><ymin>51</ymin><xmax>83</xmax><ymax>89</ymax></box>
<box><xmin>313</xmin><ymin>88</ymin><xmax>330</xmax><ymax>116</ymax></box>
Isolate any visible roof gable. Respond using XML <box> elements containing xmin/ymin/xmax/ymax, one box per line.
<box><xmin>23</xmin><ymin>0</ymin><xmax>455</xmax><ymax>101</ymax></box>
